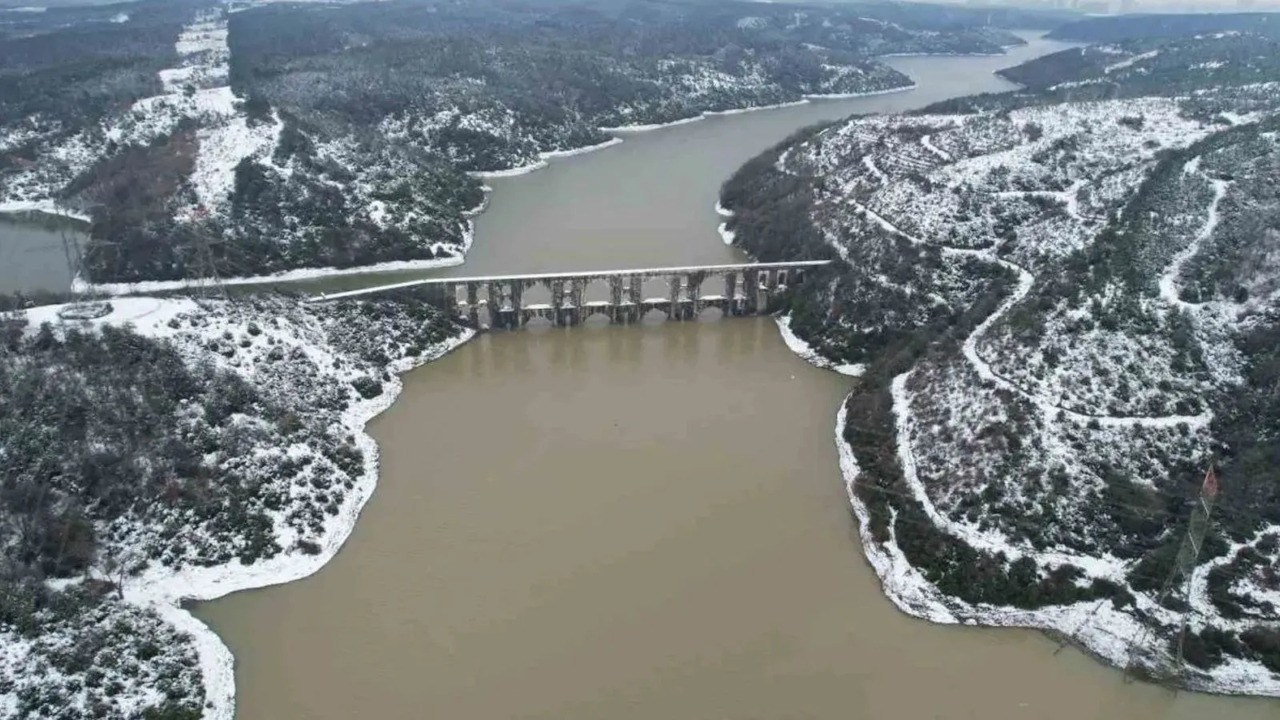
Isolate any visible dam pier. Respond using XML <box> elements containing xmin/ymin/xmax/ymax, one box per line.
<box><xmin>314</xmin><ymin>261</ymin><xmax>831</xmax><ymax>329</ymax></box>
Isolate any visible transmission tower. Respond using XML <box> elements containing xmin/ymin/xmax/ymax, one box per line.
<box><xmin>59</xmin><ymin>227</ymin><xmax>83</xmax><ymax>286</ymax></box>
<box><xmin>55</xmin><ymin>225</ymin><xmax>113</xmax><ymax>321</ymax></box>
<box><xmin>1125</xmin><ymin>465</ymin><xmax>1219</xmax><ymax>684</ymax></box>
<box><xmin>189</xmin><ymin>206</ymin><xmax>229</xmax><ymax>300</ymax></box>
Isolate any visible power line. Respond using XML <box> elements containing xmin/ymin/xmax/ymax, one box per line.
<box><xmin>842</xmin><ymin>421</ymin><xmax>1279</xmax><ymax>533</ymax></box>
<box><xmin>842</xmin><ymin>452</ymin><xmax>1269</xmax><ymax>683</ymax></box>
<box><xmin>1122</xmin><ymin>467</ymin><xmax>1220</xmax><ymax>685</ymax></box>
<box><xmin>187</xmin><ymin>211</ymin><xmax>230</xmax><ymax>300</ymax></box>
<box><xmin>838</xmin><ymin>442</ymin><xmax>1275</xmax><ymax>592</ymax></box>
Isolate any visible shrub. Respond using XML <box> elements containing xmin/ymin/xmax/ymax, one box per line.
<box><xmin>143</xmin><ymin>704</ymin><xmax>202</xmax><ymax>720</ymax></box>
<box><xmin>1241</xmin><ymin>626</ymin><xmax>1280</xmax><ymax>672</ymax></box>
<box><xmin>350</xmin><ymin>375</ymin><xmax>383</xmax><ymax>399</ymax></box>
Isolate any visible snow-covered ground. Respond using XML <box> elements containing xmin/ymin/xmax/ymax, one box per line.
<box><xmin>6</xmin><ymin>296</ymin><xmax>473</xmax><ymax>719</ymax></box>
<box><xmin>763</xmin><ymin>83</ymin><xmax>1280</xmax><ymax>694</ymax></box>
<box><xmin>834</xmin><ymin>390</ymin><xmax>1280</xmax><ymax>697</ymax></box>
<box><xmin>775</xmin><ymin>314</ymin><xmax>864</xmax><ymax>376</ymax></box>
<box><xmin>73</xmin><ymin>251</ymin><xmax>467</xmax><ymax>296</ymax></box>
<box><xmin>715</xmin><ymin>201</ymin><xmax>737</xmax><ymax>245</ymax></box>
<box><xmin>1158</xmin><ymin>166</ymin><xmax>1230</xmax><ymax>311</ymax></box>
<box><xmin>158</xmin><ymin>9</ymin><xmax>285</xmax><ymax>222</ymax></box>
<box><xmin>0</xmin><ymin>9</ymin><xmax>254</xmax><ymax>218</ymax></box>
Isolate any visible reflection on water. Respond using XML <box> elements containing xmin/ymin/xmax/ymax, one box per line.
<box><xmin>462</xmin><ymin>311</ymin><xmax>742</xmax><ymax>379</ymax></box>
<box><xmin>0</xmin><ymin>214</ymin><xmax>82</xmax><ymax>294</ymax></box>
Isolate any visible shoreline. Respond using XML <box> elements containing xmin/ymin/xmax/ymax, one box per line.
<box><xmin>64</xmin><ymin>82</ymin><xmax>919</xmax><ymax>296</ymax></box>
<box><xmin>763</xmin><ymin>120</ymin><xmax>1274</xmax><ymax>691</ymax></box>
<box><xmin>119</xmin><ymin>320</ymin><xmax>477</xmax><ymax>720</ymax></box>
<box><xmin>833</xmin><ymin>396</ymin><xmax>1280</xmax><ymax>697</ymax></box>
<box><xmin>762</xmin><ymin>238</ymin><xmax>1274</xmax><ymax>696</ymax></box>
<box><xmin>879</xmin><ymin>51</ymin><xmax>1005</xmax><ymax>58</ymax></box>
<box><xmin>71</xmin><ymin>225</ymin><xmax>472</xmax><ymax>295</ymax></box>
<box><xmin>715</xmin><ymin>201</ymin><xmax>736</xmax><ymax>245</ymax></box>
<box><xmin>802</xmin><ymin>84</ymin><xmax>918</xmax><ymax>100</ymax></box>
<box><xmin>774</xmin><ymin>314</ymin><xmax>866</xmax><ymax>377</ymax></box>
<box><xmin>468</xmin><ymin>137</ymin><xmax>625</xmax><ymax>179</ymax></box>
<box><xmin>0</xmin><ymin>200</ymin><xmax>91</xmax><ymax>224</ymax></box>
<box><xmin>599</xmin><ymin>85</ymin><xmax>916</xmax><ymax>134</ymax></box>
<box><xmin>761</xmin><ymin>107</ymin><xmax>1279</xmax><ymax>694</ymax></box>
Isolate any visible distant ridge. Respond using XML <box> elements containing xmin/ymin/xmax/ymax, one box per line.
<box><xmin>1049</xmin><ymin>11</ymin><xmax>1280</xmax><ymax>42</ymax></box>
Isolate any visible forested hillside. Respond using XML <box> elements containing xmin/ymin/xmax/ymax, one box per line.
<box><xmin>0</xmin><ymin>1</ymin><xmax>198</xmax><ymax>199</ymax></box>
<box><xmin>722</xmin><ymin>30</ymin><xmax>1280</xmax><ymax>693</ymax></box>
<box><xmin>997</xmin><ymin>33</ymin><xmax>1280</xmax><ymax>104</ymax></box>
<box><xmin>0</xmin><ymin>292</ymin><xmax>468</xmax><ymax>719</ymax></box>
<box><xmin>1048</xmin><ymin>12</ymin><xmax>1280</xmax><ymax>43</ymax></box>
<box><xmin>0</xmin><ymin>0</ymin><xmax>1049</xmax><ymax>285</ymax></box>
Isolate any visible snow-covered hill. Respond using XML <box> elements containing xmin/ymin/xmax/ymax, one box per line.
<box><xmin>0</xmin><ymin>293</ymin><xmax>470</xmax><ymax>719</ymax></box>
<box><xmin>723</xmin><ymin>33</ymin><xmax>1280</xmax><ymax>694</ymax></box>
<box><xmin>1</xmin><ymin>0</ymin><xmax>1032</xmax><ymax>286</ymax></box>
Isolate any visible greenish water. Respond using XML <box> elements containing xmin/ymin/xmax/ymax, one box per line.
<box><xmin>0</xmin><ymin>212</ymin><xmax>84</xmax><ymax>294</ymax></box>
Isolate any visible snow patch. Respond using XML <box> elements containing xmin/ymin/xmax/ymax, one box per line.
<box><xmin>74</xmin><ymin>254</ymin><xmax>465</xmax><ymax>296</ymax></box>
<box><xmin>716</xmin><ymin>202</ymin><xmax>737</xmax><ymax>245</ymax></box>
<box><xmin>1159</xmin><ymin>174</ymin><xmax>1229</xmax><ymax>311</ymax></box>
<box><xmin>1104</xmin><ymin>50</ymin><xmax>1159</xmax><ymax>75</ymax></box>
<box><xmin>600</xmin><ymin>85</ymin><xmax>913</xmax><ymax>133</ymax></box>
<box><xmin>775</xmin><ymin>314</ymin><xmax>865</xmax><ymax>376</ymax></box>
<box><xmin>181</xmin><ymin>112</ymin><xmax>283</xmax><ymax>220</ymax></box>
<box><xmin>0</xmin><ymin>199</ymin><xmax>90</xmax><ymax>223</ymax></box>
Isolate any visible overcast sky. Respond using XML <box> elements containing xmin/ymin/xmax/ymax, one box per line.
<box><xmin>899</xmin><ymin>0</ymin><xmax>1280</xmax><ymax>10</ymax></box>
<box><xmin>3</xmin><ymin>0</ymin><xmax>1279</xmax><ymax>13</ymax></box>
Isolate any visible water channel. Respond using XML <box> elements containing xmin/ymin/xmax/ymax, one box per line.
<box><xmin>196</xmin><ymin>34</ymin><xmax>1278</xmax><ymax>719</ymax></box>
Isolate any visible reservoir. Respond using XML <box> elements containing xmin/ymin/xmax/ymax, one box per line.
<box><xmin>197</xmin><ymin>35</ymin><xmax>1277</xmax><ymax>719</ymax></box>
<box><xmin>0</xmin><ymin>213</ymin><xmax>81</xmax><ymax>295</ymax></box>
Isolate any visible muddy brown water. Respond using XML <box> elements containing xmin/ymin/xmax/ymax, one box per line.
<box><xmin>196</xmin><ymin>35</ymin><xmax>1278</xmax><ymax>719</ymax></box>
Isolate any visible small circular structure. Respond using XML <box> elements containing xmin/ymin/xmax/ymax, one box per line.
<box><xmin>57</xmin><ymin>301</ymin><xmax>113</xmax><ymax>321</ymax></box>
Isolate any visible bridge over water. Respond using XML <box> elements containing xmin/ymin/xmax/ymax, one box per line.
<box><xmin>313</xmin><ymin>261</ymin><xmax>831</xmax><ymax>329</ymax></box>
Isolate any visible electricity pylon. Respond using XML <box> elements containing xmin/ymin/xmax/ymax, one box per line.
<box><xmin>189</xmin><ymin>205</ymin><xmax>229</xmax><ymax>300</ymax></box>
<box><xmin>1125</xmin><ymin>465</ymin><xmax>1219</xmax><ymax>684</ymax></box>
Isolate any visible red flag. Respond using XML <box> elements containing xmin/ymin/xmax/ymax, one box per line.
<box><xmin>1201</xmin><ymin>466</ymin><xmax>1219</xmax><ymax>501</ymax></box>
